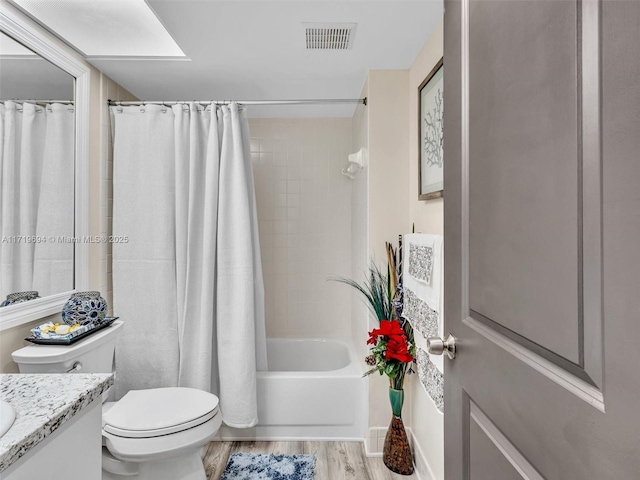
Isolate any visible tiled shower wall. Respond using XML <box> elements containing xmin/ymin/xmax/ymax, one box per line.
<box><xmin>249</xmin><ymin>118</ymin><xmax>353</xmax><ymax>338</ymax></box>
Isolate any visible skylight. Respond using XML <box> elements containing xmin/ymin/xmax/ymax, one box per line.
<box><xmin>10</xmin><ymin>0</ymin><xmax>186</xmax><ymax>57</ymax></box>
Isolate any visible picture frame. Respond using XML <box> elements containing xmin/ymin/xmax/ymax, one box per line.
<box><xmin>418</xmin><ymin>57</ymin><xmax>444</xmax><ymax>200</ymax></box>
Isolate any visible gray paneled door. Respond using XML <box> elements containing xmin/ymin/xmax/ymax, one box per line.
<box><xmin>442</xmin><ymin>0</ymin><xmax>640</xmax><ymax>478</ymax></box>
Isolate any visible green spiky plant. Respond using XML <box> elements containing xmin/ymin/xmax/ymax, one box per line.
<box><xmin>332</xmin><ymin>262</ymin><xmax>394</xmax><ymax>322</ymax></box>
<box><xmin>330</xmin><ymin>242</ymin><xmax>416</xmax><ymax>390</ymax></box>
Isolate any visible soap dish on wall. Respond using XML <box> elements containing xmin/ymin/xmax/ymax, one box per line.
<box><xmin>342</xmin><ymin>147</ymin><xmax>367</xmax><ymax>179</ymax></box>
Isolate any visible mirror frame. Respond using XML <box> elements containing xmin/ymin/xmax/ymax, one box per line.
<box><xmin>0</xmin><ymin>3</ymin><xmax>90</xmax><ymax>330</ymax></box>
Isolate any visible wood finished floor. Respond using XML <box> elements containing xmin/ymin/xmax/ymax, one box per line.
<box><xmin>203</xmin><ymin>441</ymin><xmax>417</xmax><ymax>480</ymax></box>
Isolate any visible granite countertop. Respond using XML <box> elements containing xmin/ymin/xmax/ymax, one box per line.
<box><xmin>0</xmin><ymin>373</ymin><xmax>113</xmax><ymax>472</ymax></box>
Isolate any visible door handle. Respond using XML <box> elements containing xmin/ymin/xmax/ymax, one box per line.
<box><xmin>427</xmin><ymin>333</ymin><xmax>457</xmax><ymax>359</ymax></box>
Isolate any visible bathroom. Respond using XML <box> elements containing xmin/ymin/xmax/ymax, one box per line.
<box><xmin>1</xmin><ymin>1</ymin><xmax>639</xmax><ymax>479</ymax></box>
<box><xmin>0</xmin><ymin>1</ymin><xmax>445</xmax><ymax>478</ymax></box>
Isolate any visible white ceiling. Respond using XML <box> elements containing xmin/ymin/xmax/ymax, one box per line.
<box><xmin>19</xmin><ymin>1</ymin><xmax>444</xmax><ymax>117</ymax></box>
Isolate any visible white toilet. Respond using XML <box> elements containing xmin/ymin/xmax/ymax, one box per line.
<box><xmin>12</xmin><ymin>320</ymin><xmax>221</xmax><ymax>480</ymax></box>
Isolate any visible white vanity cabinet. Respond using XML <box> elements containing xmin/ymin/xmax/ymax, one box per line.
<box><xmin>0</xmin><ymin>374</ymin><xmax>112</xmax><ymax>480</ymax></box>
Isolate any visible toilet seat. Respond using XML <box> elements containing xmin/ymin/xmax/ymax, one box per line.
<box><xmin>102</xmin><ymin>387</ymin><xmax>222</xmax><ymax>466</ymax></box>
<box><xmin>105</xmin><ymin>409</ymin><xmax>218</xmax><ymax>438</ymax></box>
<box><xmin>103</xmin><ymin>387</ymin><xmax>219</xmax><ymax>439</ymax></box>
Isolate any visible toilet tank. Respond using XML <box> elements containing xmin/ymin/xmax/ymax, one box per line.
<box><xmin>12</xmin><ymin>320</ymin><xmax>124</xmax><ymax>374</ymax></box>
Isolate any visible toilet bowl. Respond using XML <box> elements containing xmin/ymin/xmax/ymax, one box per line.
<box><xmin>12</xmin><ymin>320</ymin><xmax>221</xmax><ymax>480</ymax></box>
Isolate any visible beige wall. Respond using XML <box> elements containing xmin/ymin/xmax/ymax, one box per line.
<box><xmin>355</xmin><ymin>70</ymin><xmax>413</xmax><ymax>452</ymax></box>
<box><xmin>0</xmin><ymin>317</ymin><xmax>50</xmax><ymax>372</ymax></box>
<box><xmin>95</xmin><ymin>74</ymin><xmax>137</xmax><ymax>313</ymax></box>
<box><xmin>407</xmin><ymin>18</ymin><xmax>444</xmax><ymax>480</ymax></box>
<box><xmin>250</xmin><ymin>118</ymin><xmax>353</xmax><ymax>338</ymax></box>
<box><xmin>368</xmin><ymin>70</ymin><xmax>411</xmax><ymax>264</ymax></box>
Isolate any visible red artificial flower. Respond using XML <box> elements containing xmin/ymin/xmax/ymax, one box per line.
<box><xmin>385</xmin><ymin>338</ymin><xmax>413</xmax><ymax>363</ymax></box>
<box><xmin>367</xmin><ymin>320</ymin><xmax>413</xmax><ymax>363</ymax></box>
<box><xmin>369</xmin><ymin>320</ymin><xmax>405</xmax><ymax>340</ymax></box>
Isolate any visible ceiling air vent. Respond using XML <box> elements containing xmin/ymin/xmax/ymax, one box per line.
<box><xmin>303</xmin><ymin>23</ymin><xmax>357</xmax><ymax>50</ymax></box>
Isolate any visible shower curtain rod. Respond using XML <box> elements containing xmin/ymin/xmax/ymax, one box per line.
<box><xmin>1</xmin><ymin>99</ymin><xmax>74</xmax><ymax>105</ymax></box>
<box><xmin>108</xmin><ymin>98</ymin><xmax>367</xmax><ymax>106</ymax></box>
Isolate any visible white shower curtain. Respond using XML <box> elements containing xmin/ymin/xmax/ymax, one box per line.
<box><xmin>110</xmin><ymin>102</ymin><xmax>267</xmax><ymax>428</ymax></box>
<box><xmin>0</xmin><ymin>101</ymin><xmax>75</xmax><ymax>298</ymax></box>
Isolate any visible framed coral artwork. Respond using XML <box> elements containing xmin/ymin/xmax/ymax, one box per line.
<box><xmin>418</xmin><ymin>57</ymin><xmax>444</xmax><ymax>200</ymax></box>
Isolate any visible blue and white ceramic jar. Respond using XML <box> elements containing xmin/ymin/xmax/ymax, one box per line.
<box><xmin>0</xmin><ymin>291</ymin><xmax>39</xmax><ymax>307</ymax></box>
<box><xmin>61</xmin><ymin>291</ymin><xmax>108</xmax><ymax>326</ymax></box>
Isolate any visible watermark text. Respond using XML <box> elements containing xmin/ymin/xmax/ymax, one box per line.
<box><xmin>2</xmin><ymin>235</ymin><xmax>129</xmax><ymax>244</ymax></box>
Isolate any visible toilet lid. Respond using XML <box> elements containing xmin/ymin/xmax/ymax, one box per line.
<box><xmin>103</xmin><ymin>387</ymin><xmax>219</xmax><ymax>438</ymax></box>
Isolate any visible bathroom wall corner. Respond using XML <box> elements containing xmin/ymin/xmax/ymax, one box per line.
<box><xmin>350</xmin><ymin>77</ymin><xmax>370</xmax><ymax>365</ymax></box>
<box><xmin>407</xmin><ymin>16</ymin><xmax>445</xmax><ymax>480</ymax></box>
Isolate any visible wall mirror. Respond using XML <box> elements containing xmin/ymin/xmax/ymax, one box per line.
<box><xmin>0</xmin><ymin>32</ymin><xmax>75</xmax><ymax>303</ymax></box>
<box><xmin>0</xmin><ymin>4</ymin><xmax>90</xmax><ymax>329</ymax></box>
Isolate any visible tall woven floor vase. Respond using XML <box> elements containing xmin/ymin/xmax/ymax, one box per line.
<box><xmin>382</xmin><ymin>388</ymin><xmax>414</xmax><ymax>475</ymax></box>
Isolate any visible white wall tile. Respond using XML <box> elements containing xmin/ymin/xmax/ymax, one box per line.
<box><xmin>274</xmin><ymin>152</ymin><xmax>287</xmax><ymax>166</ymax></box>
<box><xmin>273</xmin><ymin>220</ymin><xmax>287</xmax><ymax>235</ymax></box>
<box><xmin>275</xmin><ymin>179</ymin><xmax>287</xmax><ymax>194</ymax></box>
<box><xmin>287</xmin><ymin>180</ymin><xmax>301</xmax><ymax>194</ymax></box>
<box><xmin>252</xmin><ymin>118</ymin><xmax>353</xmax><ymax>338</ymax></box>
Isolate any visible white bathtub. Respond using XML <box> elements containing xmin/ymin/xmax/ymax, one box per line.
<box><xmin>219</xmin><ymin>338</ymin><xmax>366</xmax><ymax>441</ymax></box>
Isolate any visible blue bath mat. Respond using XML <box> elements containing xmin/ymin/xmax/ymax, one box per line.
<box><xmin>220</xmin><ymin>453</ymin><xmax>316</xmax><ymax>480</ymax></box>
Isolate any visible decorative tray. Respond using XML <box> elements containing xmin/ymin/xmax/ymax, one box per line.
<box><xmin>25</xmin><ymin>317</ymin><xmax>119</xmax><ymax>346</ymax></box>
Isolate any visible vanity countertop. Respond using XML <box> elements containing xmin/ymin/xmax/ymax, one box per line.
<box><xmin>0</xmin><ymin>373</ymin><xmax>113</xmax><ymax>472</ymax></box>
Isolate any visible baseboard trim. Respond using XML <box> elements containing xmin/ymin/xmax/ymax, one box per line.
<box><xmin>364</xmin><ymin>426</ymin><xmax>386</xmax><ymax>457</ymax></box>
<box><xmin>410</xmin><ymin>428</ymin><xmax>439</xmax><ymax>480</ymax></box>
